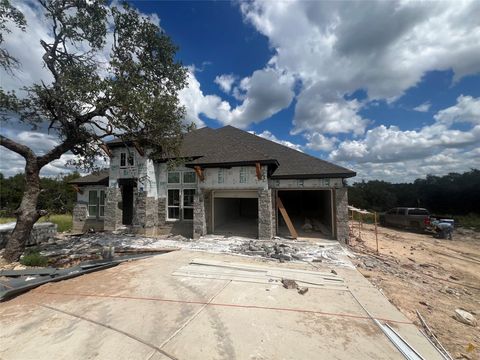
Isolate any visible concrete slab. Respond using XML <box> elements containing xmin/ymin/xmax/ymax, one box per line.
<box><xmin>0</xmin><ymin>250</ymin><xmax>445</xmax><ymax>360</ymax></box>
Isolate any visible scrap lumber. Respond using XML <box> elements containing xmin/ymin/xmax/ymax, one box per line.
<box><xmin>276</xmin><ymin>196</ymin><xmax>298</xmax><ymax>239</ymax></box>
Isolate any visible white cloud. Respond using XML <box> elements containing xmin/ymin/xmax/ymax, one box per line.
<box><xmin>328</xmin><ymin>96</ymin><xmax>480</xmax><ymax>181</ymax></box>
<box><xmin>251</xmin><ymin>130</ymin><xmax>303</xmax><ymax>152</ymax></box>
<box><xmin>304</xmin><ymin>133</ymin><xmax>338</xmax><ymax>152</ymax></box>
<box><xmin>413</xmin><ymin>101</ymin><xmax>431</xmax><ymax>112</ymax></box>
<box><xmin>214</xmin><ymin>74</ymin><xmax>237</xmax><ymax>94</ymax></box>
<box><xmin>180</xmin><ymin>67</ymin><xmax>295</xmax><ymax>129</ymax></box>
<box><xmin>434</xmin><ymin>95</ymin><xmax>480</xmax><ymax>125</ymax></box>
<box><xmin>240</xmin><ymin>0</ymin><xmax>480</xmax><ymax>136</ymax></box>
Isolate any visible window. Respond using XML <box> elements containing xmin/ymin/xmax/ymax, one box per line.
<box><xmin>88</xmin><ymin>189</ymin><xmax>105</xmax><ymax>218</ymax></box>
<box><xmin>167</xmin><ymin>170</ymin><xmax>196</xmax><ymax>221</ymax></box>
<box><xmin>183</xmin><ymin>171</ymin><xmax>196</xmax><ymax>184</ymax></box>
<box><xmin>408</xmin><ymin>209</ymin><xmax>429</xmax><ymax>216</ymax></box>
<box><xmin>168</xmin><ymin>171</ymin><xmax>180</xmax><ymax>184</ymax></box>
<box><xmin>88</xmin><ymin>190</ymin><xmax>98</xmax><ymax>217</ymax></box>
<box><xmin>218</xmin><ymin>169</ymin><xmax>224</xmax><ymax>184</ymax></box>
<box><xmin>120</xmin><ymin>152</ymin><xmax>134</xmax><ymax>168</ymax></box>
<box><xmin>239</xmin><ymin>167</ymin><xmax>247</xmax><ymax>183</ymax></box>
<box><xmin>168</xmin><ymin>189</ymin><xmax>180</xmax><ymax>219</ymax></box>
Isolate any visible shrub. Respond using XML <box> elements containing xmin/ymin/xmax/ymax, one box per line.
<box><xmin>20</xmin><ymin>250</ymin><xmax>48</xmax><ymax>267</ymax></box>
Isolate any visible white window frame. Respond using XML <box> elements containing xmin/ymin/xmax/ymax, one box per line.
<box><xmin>120</xmin><ymin>151</ymin><xmax>134</xmax><ymax>168</ymax></box>
<box><xmin>239</xmin><ymin>167</ymin><xmax>248</xmax><ymax>184</ymax></box>
<box><xmin>218</xmin><ymin>168</ymin><xmax>224</xmax><ymax>184</ymax></box>
<box><xmin>166</xmin><ymin>170</ymin><xmax>197</xmax><ymax>221</ymax></box>
<box><xmin>88</xmin><ymin>189</ymin><xmax>106</xmax><ymax>219</ymax></box>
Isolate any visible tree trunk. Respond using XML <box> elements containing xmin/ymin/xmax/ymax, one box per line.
<box><xmin>3</xmin><ymin>159</ymin><xmax>42</xmax><ymax>262</ymax></box>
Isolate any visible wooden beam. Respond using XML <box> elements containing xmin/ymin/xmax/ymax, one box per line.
<box><xmin>133</xmin><ymin>141</ymin><xmax>145</xmax><ymax>157</ymax></box>
<box><xmin>255</xmin><ymin>162</ymin><xmax>262</xmax><ymax>180</ymax></box>
<box><xmin>99</xmin><ymin>143</ymin><xmax>113</xmax><ymax>158</ymax></box>
<box><xmin>72</xmin><ymin>184</ymin><xmax>83</xmax><ymax>194</ymax></box>
<box><xmin>276</xmin><ymin>196</ymin><xmax>298</xmax><ymax>239</ymax></box>
<box><xmin>194</xmin><ymin>166</ymin><xmax>204</xmax><ymax>181</ymax></box>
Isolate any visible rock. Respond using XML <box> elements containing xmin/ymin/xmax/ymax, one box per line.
<box><xmin>364</xmin><ymin>260</ymin><xmax>375</xmax><ymax>268</ymax></box>
<box><xmin>450</xmin><ymin>275</ymin><xmax>460</xmax><ymax>281</ymax></box>
<box><xmin>331</xmin><ymin>269</ymin><xmax>338</xmax><ymax>275</ymax></box>
<box><xmin>454</xmin><ymin>309</ymin><xmax>477</xmax><ymax>327</ymax></box>
<box><xmin>297</xmin><ymin>287</ymin><xmax>309</xmax><ymax>295</ymax></box>
<box><xmin>282</xmin><ymin>279</ymin><xmax>298</xmax><ymax>289</ymax></box>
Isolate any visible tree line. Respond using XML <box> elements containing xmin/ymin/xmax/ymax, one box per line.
<box><xmin>348</xmin><ymin>169</ymin><xmax>480</xmax><ymax>215</ymax></box>
<box><xmin>0</xmin><ymin>172</ymin><xmax>79</xmax><ymax>216</ymax></box>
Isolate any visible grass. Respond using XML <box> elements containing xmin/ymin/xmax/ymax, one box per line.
<box><xmin>20</xmin><ymin>250</ymin><xmax>48</xmax><ymax>267</ymax></box>
<box><xmin>0</xmin><ymin>214</ymin><xmax>72</xmax><ymax>232</ymax></box>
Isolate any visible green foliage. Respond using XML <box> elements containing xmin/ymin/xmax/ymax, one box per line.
<box><xmin>348</xmin><ymin>169</ymin><xmax>480</xmax><ymax>216</ymax></box>
<box><xmin>20</xmin><ymin>250</ymin><xmax>48</xmax><ymax>267</ymax></box>
<box><xmin>1</xmin><ymin>0</ymin><xmax>188</xmax><ymax>172</ymax></box>
<box><xmin>0</xmin><ymin>0</ymin><xmax>26</xmax><ymax>71</ymax></box>
<box><xmin>0</xmin><ymin>172</ymin><xmax>78</xmax><ymax>215</ymax></box>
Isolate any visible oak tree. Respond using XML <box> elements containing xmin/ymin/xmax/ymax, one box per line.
<box><xmin>0</xmin><ymin>0</ymin><xmax>187</xmax><ymax>261</ymax></box>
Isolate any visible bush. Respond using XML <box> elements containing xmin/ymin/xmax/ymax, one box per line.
<box><xmin>20</xmin><ymin>250</ymin><xmax>48</xmax><ymax>267</ymax></box>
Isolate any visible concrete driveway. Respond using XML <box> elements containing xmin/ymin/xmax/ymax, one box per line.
<box><xmin>0</xmin><ymin>250</ymin><xmax>445</xmax><ymax>360</ymax></box>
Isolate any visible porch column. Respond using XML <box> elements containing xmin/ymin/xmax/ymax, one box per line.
<box><xmin>335</xmin><ymin>187</ymin><xmax>349</xmax><ymax>243</ymax></box>
<box><xmin>104</xmin><ymin>187</ymin><xmax>122</xmax><ymax>231</ymax></box>
<box><xmin>258</xmin><ymin>189</ymin><xmax>273</xmax><ymax>240</ymax></box>
<box><xmin>193</xmin><ymin>190</ymin><xmax>207</xmax><ymax>239</ymax></box>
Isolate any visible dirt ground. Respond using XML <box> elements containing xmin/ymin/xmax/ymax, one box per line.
<box><xmin>348</xmin><ymin>221</ymin><xmax>480</xmax><ymax>360</ymax></box>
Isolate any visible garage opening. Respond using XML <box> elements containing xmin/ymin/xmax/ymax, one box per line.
<box><xmin>213</xmin><ymin>193</ymin><xmax>258</xmax><ymax>238</ymax></box>
<box><xmin>277</xmin><ymin>190</ymin><xmax>334</xmax><ymax>239</ymax></box>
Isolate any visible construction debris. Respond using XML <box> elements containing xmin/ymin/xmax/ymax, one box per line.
<box><xmin>282</xmin><ymin>278</ymin><xmax>298</xmax><ymax>289</ymax></box>
<box><xmin>297</xmin><ymin>287</ymin><xmax>309</xmax><ymax>295</ymax></box>
<box><xmin>0</xmin><ymin>253</ymin><xmax>174</xmax><ymax>301</ymax></box>
<box><xmin>454</xmin><ymin>309</ymin><xmax>477</xmax><ymax>327</ymax></box>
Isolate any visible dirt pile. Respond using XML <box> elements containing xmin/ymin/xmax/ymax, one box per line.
<box><xmin>349</xmin><ymin>222</ymin><xmax>480</xmax><ymax>359</ymax></box>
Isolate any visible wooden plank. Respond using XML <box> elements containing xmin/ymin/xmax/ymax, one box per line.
<box><xmin>276</xmin><ymin>196</ymin><xmax>298</xmax><ymax>239</ymax></box>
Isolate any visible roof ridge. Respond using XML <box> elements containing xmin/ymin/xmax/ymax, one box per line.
<box><xmin>213</xmin><ymin>126</ymin><xmax>275</xmax><ymax>161</ymax></box>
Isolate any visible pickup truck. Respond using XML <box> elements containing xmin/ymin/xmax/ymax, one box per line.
<box><xmin>379</xmin><ymin>207</ymin><xmax>431</xmax><ymax>231</ymax></box>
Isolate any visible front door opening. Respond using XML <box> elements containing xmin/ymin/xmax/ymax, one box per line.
<box><xmin>277</xmin><ymin>190</ymin><xmax>334</xmax><ymax>239</ymax></box>
<box><xmin>120</xmin><ymin>180</ymin><xmax>134</xmax><ymax>225</ymax></box>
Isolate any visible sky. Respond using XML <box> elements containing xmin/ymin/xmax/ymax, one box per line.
<box><xmin>1</xmin><ymin>0</ymin><xmax>479</xmax><ymax>182</ymax></box>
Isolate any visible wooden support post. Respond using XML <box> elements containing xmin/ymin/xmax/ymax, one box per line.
<box><xmin>72</xmin><ymin>184</ymin><xmax>83</xmax><ymax>194</ymax></box>
<box><xmin>358</xmin><ymin>212</ymin><xmax>362</xmax><ymax>240</ymax></box>
<box><xmin>374</xmin><ymin>211</ymin><xmax>379</xmax><ymax>254</ymax></box>
<box><xmin>276</xmin><ymin>196</ymin><xmax>298</xmax><ymax>239</ymax></box>
<box><xmin>255</xmin><ymin>162</ymin><xmax>262</xmax><ymax>180</ymax></box>
<box><xmin>194</xmin><ymin>166</ymin><xmax>204</xmax><ymax>181</ymax></box>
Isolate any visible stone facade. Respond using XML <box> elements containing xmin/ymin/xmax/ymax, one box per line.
<box><xmin>132</xmin><ymin>191</ymin><xmax>159</xmax><ymax>235</ymax></box>
<box><xmin>72</xmin><ymin>204</ymin><xmax>104</xmax><ymax>233</ymax></box>
<box><xmin>0</xmin><ymin>222</ymin><xmax>57</xmax><ymax>249</ymax></box>
<box><xmin>258</xmin><ymin>189</ymin><xmax>273</xmax><ymax>240</ymax></box>
<box><xmin>335</xmin><ymin>187</ymin><xmax>349</xmax><ymax>243</ymax></box>
<box><xmin>193</xmin><ymin>190</ymin><xmax>207</xmax><ymax>239</ymax></box>
<box><xmin>104</xmin><ymin>187</ymin><xmax>122</xmax><ymax>231</ymax></box>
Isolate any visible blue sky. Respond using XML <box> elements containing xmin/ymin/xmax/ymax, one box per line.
<box><xmin>1</xmin><ymin>0</ymin><xmax>479</xmax><ymax>182</ymax></box>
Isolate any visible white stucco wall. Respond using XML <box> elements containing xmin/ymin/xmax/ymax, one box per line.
<box><xmin>199</xmin><ymin>166</ymin><xmax>268</xmax><ymax>190</ymax></box>
<box><xmin>269</xmin><ymin>177</ymin><xmax>343</xmax><ymax>189</ymax></box>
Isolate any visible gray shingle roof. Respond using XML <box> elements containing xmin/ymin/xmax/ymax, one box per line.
<box><xmin>69</xmin><ymin>170</ymin><xmax>109</xmax><ymax>185</ymax></box>
<box><xmin>106</xmin><ymin>126</ymin><xmax>355</xmax><ymax>179</ymax></box>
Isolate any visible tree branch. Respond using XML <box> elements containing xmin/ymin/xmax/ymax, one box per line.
<box><xmin>37</xmin><ymin>139</ymin><xmax>73</xmax><ymax>168</ymax></box>
<box><xmin>0</xmin><ymin>134</ymin><xmax>35</xmax><ymax>160</ymax></box>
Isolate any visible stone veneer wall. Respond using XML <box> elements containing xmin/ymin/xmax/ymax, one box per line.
<box><xmin>104</xmin><ymin>187</ymin><xmax>122</xmax><ymax>231</ymax></box>
<box><xmin>193</xmin><ymin>190</ymin><xmax>207</xmax><ymax>239</ymax></box>
<box><xmin>72</xmin><ymin>204</ymin><xmax>104</xmax><ymax>233</ymax></box>
<box><xmin>335</xmin><ymin>187</ymin><xmax>349</xmax><ymax>243</ymax></box>
<box><xmin>258</xmin><ymin>189</ymin><xmax>273</xmax><ymax>239</ymax></box>
<box><xmin>0</xmin><ymin>222</ymin><xmax>57</xmax><ymax>249</ymax></box>
<box><xmin>133</xmin><ymin>191</ymin><xmax>159</xmax><ymax>235</ymax></box>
